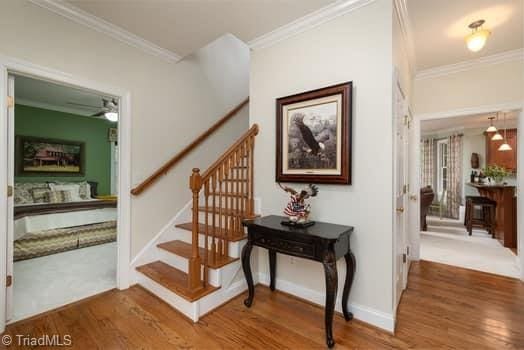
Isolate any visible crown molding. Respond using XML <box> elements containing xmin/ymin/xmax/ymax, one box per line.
<box><xmin>29</xmin><ymin>0</ymin><xmax>182</xmax><ymax>63</ymax></box>
<box><xmin>415</xmin><ymin>48</ymin><xmax>524</xmax><ymax>80</ymax></box>
<box><xmin>393</xmin><ymin>0</ymin><xmax>416</xmax><ymax>76</ymax></box>
<box><xmin>15</xmin><ymin>98</ymin><xmax>101</xmax><ymax>118</ymax></box>
<box><xmin>248</xmin><ymin>0</ymin><xmax>376</xmax><ymax>50</ymax></box>
<box><xmin>416</xmin><ymin>101</ymin><xmax>524</xmax><ymax>121</ymax></box>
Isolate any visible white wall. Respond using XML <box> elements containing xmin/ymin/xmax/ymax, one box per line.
<box><xmin>250</xmin><ymin>0</ymin><xmax>395</xmax><ymax>329</ymax></box>
<box><xmin>0</xmin><ymin>0</ymin><xmax>249</xmax><ymax>258</ymax></box>
<box><xmin>414</xmin><ymin>59</ymin><xmax>524</xmax><ymax>115</ymax></box>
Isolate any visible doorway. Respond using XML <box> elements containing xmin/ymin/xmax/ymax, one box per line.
<box><xmin>413</xmin><ymin>107</ymin><xmax>523</xmax><ymax>280</ymax></box>
<box><xmin>0</xmin><ymin>58</ymin><xmax>131</xmax><ymax>331</ymax></box>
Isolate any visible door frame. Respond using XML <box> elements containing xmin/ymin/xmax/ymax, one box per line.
<box><xmin>0</xmin><ymin>54</ymin><xmax>132</xmax><ymax>331</ymax></box>
<box><xmin>393</xmin><ymin>70</ymin><xmax>410</xmax><ymax>314</ymax></box>
<box><xmin>411</xmin><ymin>102</ymin><xmax>524</xmax><ymax>281</ymax></box>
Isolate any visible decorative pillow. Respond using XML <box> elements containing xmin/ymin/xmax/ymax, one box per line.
<box><xmin>14</xmin><ymin>185</ymin><xmax>33</xmax><ymax>205</ymax></box>
<box><xmin>47</xmin><ymin>190</ymin><xmax>73</xmax><ymax>204</ymax></box>
<box><xmin>78</xmin><ymin>181</ymin><xmax>91</xmax><ymax>200</ymax></box>
<box><xmin>31</xmin><ymin>188</ymin><xmax>51</xmax><ymax>203</ymax></box>
<box><xmin>49</xmin><ymin>184</ymin><xmax>83</xmax><ymax>201</ymax></box>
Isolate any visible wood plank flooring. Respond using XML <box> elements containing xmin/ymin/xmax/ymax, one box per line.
<box><xmin>2</xmin><ymin>260</ymin><xmax>523</xmax><ymax>349</ymax></box>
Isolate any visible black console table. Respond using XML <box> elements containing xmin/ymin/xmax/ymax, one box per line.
<box><xmin>241</xmin><ymin>215</ymin><xmax>355</xmax><ymax>348</ymax></box>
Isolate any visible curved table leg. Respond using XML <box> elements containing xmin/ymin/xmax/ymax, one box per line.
<box><xmin>269</xmin><ymin>249</ymin><xmax>277</xmax><ymax>291</ymax></box>
<box><xmin>342</xmin><ymin>251</ymin><xmax>356</xmax><ymax>321</ymax></box>
<box><xmin>322</xmin><ymin>251</ymin><xmax>338</xmax><ymax>348</ymax></box>
<box><xmin>242</xmin><ymin>242</ymin><xmax>254</xmax><ymax>307</ymax></box>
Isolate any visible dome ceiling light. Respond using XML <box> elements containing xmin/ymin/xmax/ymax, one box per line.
<box><xmin>466</xmin><ymin>19</ymin><xmax>490</xmax><ymax>52</ymax></box>
<box><xmin>486</xmin><ymin>116</ymin><xmax>497</xmax><ymax>133</ymax></box>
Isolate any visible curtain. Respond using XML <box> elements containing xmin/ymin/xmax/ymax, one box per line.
<box><xmin>420</xmin><ymin>138</ymin><xmax>434</xmax><ymax>188</ymax></box>
<box><xmin>445</xmin><ymin>134</ymin><xmax>463</xmax><ymax>219</ymax></box>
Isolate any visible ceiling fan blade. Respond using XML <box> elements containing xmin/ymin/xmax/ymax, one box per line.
<box><xmin>67</xmin><ymin>101</ymin><xmax>101</xmax><ymax>109</ymax></box>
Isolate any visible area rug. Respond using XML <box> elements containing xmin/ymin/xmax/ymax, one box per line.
<box><xmin>14</xmin><ymin>221</ymin><xmax>116</xmax><ymax>261</ymax></box>
<box><xmin>421</xmin><ymin>230</ymin><xmax>520</xmax><ymax>278</ymax></box>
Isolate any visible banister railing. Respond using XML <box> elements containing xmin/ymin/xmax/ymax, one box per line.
<box><xmin>188</xmin><ymin>124</ymin><xmax>259</xmax><ymax>290</ymax></box>
<box><xmin>131</xmin><ymin>98</ymin><xmax>249</xmax><ymax>196</ymax></box>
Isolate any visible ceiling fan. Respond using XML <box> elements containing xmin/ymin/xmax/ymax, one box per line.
<box><xmin>67</xmin><ymin>98</ymin><xmax>119</xmax><ymax>121</ymax></box>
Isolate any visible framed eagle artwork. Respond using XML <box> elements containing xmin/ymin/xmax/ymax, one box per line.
<box><xmin>276</xmin><ymin>82</ymin><xmax>352</xmax><ymax>185</ymax></box>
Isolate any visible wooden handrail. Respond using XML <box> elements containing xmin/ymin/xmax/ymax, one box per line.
<box><xmin>131</xmin><ymin>98</ymin><xmax>249</xmax><ymax>196</ymax></box>
<box><xmin>201</xmin><ymin>124</ymin><xmax>259</xmax><ymax>180</ymax></box>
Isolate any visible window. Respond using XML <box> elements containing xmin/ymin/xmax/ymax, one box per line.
<box><xmin>436</xmin><ymin>139</ymin><xmax>448</xmax><ymax>197</ymax></box>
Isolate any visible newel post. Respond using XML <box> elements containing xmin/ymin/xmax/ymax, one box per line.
<box><xmin>189</xmin><ymin>168</ymin><xmax>203</xmax><ymax>290</ymax></box>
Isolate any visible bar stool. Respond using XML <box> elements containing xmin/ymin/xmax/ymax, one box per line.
<box><xmin>465</xmin><ymin>196</ymin><xmax>497</xmax><ymax>237</ymax></box>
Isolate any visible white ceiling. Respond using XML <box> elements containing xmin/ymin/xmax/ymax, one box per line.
<box><xmin>65</xmin><ymin>0</ymin><xmax>335</xmax><ymax>57</ymax></box>
<box><xmin>407</xmin><ymin>0</ymin><xmax>524</xmax><ymax>70</ymax></box>
<box><xmin>421</xmin><ymin>111</ymin><xmax>519</xmax><ymax>133</ymax></box>
<box><xmin>14</xmin><ymin>75</ymin><xmax>112</xmax><ymax>117</ymax></box>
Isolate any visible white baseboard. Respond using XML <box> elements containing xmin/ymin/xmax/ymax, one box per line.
<box><xmin>257</xmin><ymin>272</ymin><xmax>395</xmax><ymax>332</ymax></box>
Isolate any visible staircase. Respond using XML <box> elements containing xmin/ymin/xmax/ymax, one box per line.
<box><xmin>134</xmin><ymin>124</ymin><xmax>259</xmax><ymax>320</ymax></box>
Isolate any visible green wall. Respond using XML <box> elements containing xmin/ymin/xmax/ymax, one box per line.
<box><xmin>15</xmin><ymin>104</ymin><xmax>113</xmax><ymax>195</ymax></box>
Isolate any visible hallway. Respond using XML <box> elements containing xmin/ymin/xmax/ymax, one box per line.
<box><xmin>3</xmin><ymin>260</ymin><xmax>523</xmax><ymax>349</ymax></box>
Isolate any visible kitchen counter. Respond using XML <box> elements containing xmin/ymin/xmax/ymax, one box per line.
<box><xmin>466</xmin><ymin>183</ymin><xmax>517</xmax><ymax>248</ymax></box>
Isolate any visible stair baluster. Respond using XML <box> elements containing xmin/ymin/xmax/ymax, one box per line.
<box><xmin>189</xmin><ymin>168</ymin><xmax>203</xmax><ymax>290</ymax></box>
<box><xmin>186</xmin><ymin>124</ymin><xmax>259</xmax><ymax>292</ymax></box>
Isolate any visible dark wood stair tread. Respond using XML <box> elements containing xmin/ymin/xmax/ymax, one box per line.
<box><xmin>136</xmin><ymin>261</ymin><xmax>219</xmax><ymax>302</ymax></box>
<box><xmin>157</xmin><ymin>240</ymin><xmax>238</xmax><ymax>269</ymax></box>
<box><xmin>175</xmin><ymin>222</ymin><xmax>246</xmax><ymax>242</ymax></box>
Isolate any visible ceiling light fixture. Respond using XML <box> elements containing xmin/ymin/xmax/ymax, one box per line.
<box><xmin>105</xmin><ymin>111</ymin><xmax>118</xmax><ymax>122</ymax></box>
<box><xmin>465</xmin><ymin>20</ymin><xmax>490</xmax><ymax>52</ymax></box>
<box><xmin>491</xmin><ymin>112</ymin><xmax>503</xmax><ymax>140</ymax></box>
<box><xmin>486</xmin><ymin>116</ymin><xmax>497</xmax><ymax>133</ymax></box>
<box><xmin>498</xmin><ymin>111</ymin><xmax>512</xmax><ymax>151</ymax></box>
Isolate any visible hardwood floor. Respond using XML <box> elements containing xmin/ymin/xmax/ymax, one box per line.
<box><xmin>2</xmin><ymin>260</ymin><xmax>523</xmax><ymax>349</ymax></box>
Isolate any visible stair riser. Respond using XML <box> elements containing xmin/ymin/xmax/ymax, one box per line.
<box><xmin>173</xmin><ymin>228</ymin><xmax>244</xmax><ymax>258</ymax></box>
<box><xmin>137</xmin><ymin>273</ymin><xmax>199</xmax><ymax>322</ymax></box>
<box><xmin>156</xmin><ymin>248</ymin><xmax>221</xmax><ymax>287</ymax></box>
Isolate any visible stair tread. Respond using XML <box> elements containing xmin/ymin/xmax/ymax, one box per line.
<box><xmin>176</xmin><ymin>222</ymin><xmax>246</xmax><ymax>242</ymax></box>
<box><xmin>223</xmin><ymin>179</ymin><xmax>248</xmax><ymax>182</ymax></box>
<box><xmin>136</xmin><ymin>261</ymin><xmax>219</xmax><ymax>302</ymax></box>
<box><xmin>157</xmin><ymin>240</ymin><xmax>238</xmax><ymax>269</ymax></box>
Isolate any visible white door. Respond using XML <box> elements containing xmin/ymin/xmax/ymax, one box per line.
<box><xmin>5</xmin><ymin>74</ymin><xmax>14</xmax><ymax>321</ymax></box>
<box><xmin>394</xmin><ymin>79</ymin><xmax>409</xmax><ymax>308</ymax></box>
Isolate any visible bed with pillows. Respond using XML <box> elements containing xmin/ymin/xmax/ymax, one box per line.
<box><xmin>13</xmin><ymin>181</ymin><xmax>117</xmax><ymax>261</ymax></box>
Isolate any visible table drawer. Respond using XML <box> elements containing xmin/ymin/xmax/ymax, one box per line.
<box><xmin>255</xmin><ymin>236</ymin><xmax>315</xmax><ymax>258</ymax></box>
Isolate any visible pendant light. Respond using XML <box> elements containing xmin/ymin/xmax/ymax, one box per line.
<box><xmin>498</xmin><ymin>111</ymin><xmax>512</xmax><ymax>151</ymax></box>
<box><xmin>491</xmin><ymin>112</ymin><xmax>503</xmax><ymax>141</ymax></box>
<box><xmin>466</xmin><ymin>20</ymin><xmax>490</xmax><ymax>52</ymax></box>
<box><xmin>486</xmin><ymin>116</ymin><xmax>497</xmax><ymax>133</ymax></box>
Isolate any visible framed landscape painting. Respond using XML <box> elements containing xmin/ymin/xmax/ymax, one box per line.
<box><xmin>276</xmin><ymin>82</ymin><xmax>352</xmax><ymax>184</ymax></box>
<box><xmin>17</xmin><ymin>136</ymin><xmax>85</xmax><ymax>176</ymax></box>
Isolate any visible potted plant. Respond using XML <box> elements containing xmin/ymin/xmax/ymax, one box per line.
<box><xmin>483</xmin><ymin>165</ymin><xmax>509</xmax><ymax>184</ymax></box>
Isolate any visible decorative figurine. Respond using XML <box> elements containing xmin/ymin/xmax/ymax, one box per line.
<box><xmin>278</xmin><ymin>183</ymin><xmax>319</xmax><ymax>227</ymax></box>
